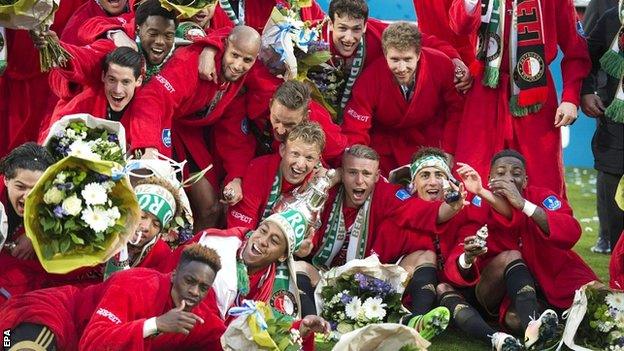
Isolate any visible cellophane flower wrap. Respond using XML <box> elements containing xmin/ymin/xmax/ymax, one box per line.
<box><xmin>259</xmin><ymin>0</ymin><xmax>330</xmax><ymax>80</ymax></box>
<box><xmin>314</xmin><ymin>256</ymin><xmax>410</xmax><ymax>338</ymax></box>
<box><xmin>0</xmin><ymin>0</ymin><xmax>71</xmax><ymax>71</ymax></box>
<box><xmin>323</xmin><ymin>323</ymin><xmax>429</xmax><ymax>351</ymax></box>
<box><xmin>559</xmin><ymin>281</ymin><xmax>624</xmax><ymax>351</ymax></box>
<box><xmin>159</xmin><ymin>0</ymin><xmax>216</xmax><ymax>19</ymax></box>
<box><xmin>43</xmin><ymin>114</ymin><xmax>126</xmax><ymax>165</ymax></box>
<box><xmin>222</xmin><ymin>300</ymin><xmax>303</xmax><ymax>351</ymax></box>
<box><xmin>24</xmin><ymin>156</ymin><xmax>140</xmax><ymax>273</ymax></box>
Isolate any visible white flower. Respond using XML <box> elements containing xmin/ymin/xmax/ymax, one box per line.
<box><xmin>66</xmin><ymin>129</ymin><xmax>76</xmax><ymax>139</ymax></box>
<box><xmin>106</xmin><ymin>207</ymin><xmax>121</xmax><ymax>225</ymax></box>
<box><xmin>68</xmin><ymin>140</ymin><xmax>101</xmax><ymax>161</ymax></box>
<box><xmin>62</xmin><ymin>195</ymin><xmax>83</xmax><ymax>216</ymax></box>
<box><xmin>344</xmin><ymin>297</ymin><xmax>362</xmax><ymax>320</ymax></box>
<box><xmin>43</xmin><ymin>187</ymin><xmax>64</xmax><ymax>205</ymax></box>
<box><xmin>362</xmin><ymin>297</ymin><xmax>387</xmax><ymax>321</ymax></box>
<box><xmin>82</xmin><ymin>206</ymin><xmax>112</xmax><ymax>233</ymax></box>
<box><xmin>81</xmin><ymin>183</ymin><xmax>108</xmax><ymax>206</ymax></box>
<box><xmin>54</xmin><ymin>172</ymin><xmax>67</xmax><ymax>184</ymax></box>
<box><xmin>607</xmin><ymin>293</ymin><xmax>624</xmax><ymax>311</ymax></box>
<box><xmin>102</xmin><ymin>181</ymin><xmax>115</xmax><ymax>191</ymax></box>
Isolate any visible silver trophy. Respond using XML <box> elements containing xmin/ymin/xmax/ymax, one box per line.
<box><xmin>273</xmin><ymin>169</ymin><xmax>336</xmax><ymax>234</ymax></box>
<box><xmin>474</xmin><ymin>224</ymin><xmax>488</xmax><ymax>248</ymax></box>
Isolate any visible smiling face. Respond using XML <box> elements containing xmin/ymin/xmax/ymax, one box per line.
<box><xmin>4</xmin><ymin>169</ymin><xmax>42</xmax><ymax>217</ymax></box>
<box><xmin>190</xmin><ymin>4</ymin><xmax>216</xmax><ymax>28</ymax></box>
<box><xmin>269</xmin><ymin>100</ymin><xmax>307</xmax><ymax>142</ymax></box>
<box><xmin>489</xmin><ymin>156</ymin><xmax>528</xmax><ymax>192</ymax></box>
<box><xmin>342</xmin><ymin>154</ymin><xmax>379</xmax><ymax>208</ymax></box>
<box><xmin>242</xmin><ymin>221</ymin><xmax>288</xmax><ymax>273</ymax></box>
<box><xmin>278</xmin><ymin>138</ymin><xmax>321</xmax><ymax>185</ymax></box>
<box><xmin>102</xmin><ymin>63</ymin><xmax>142</xmax><ymax>112</ymax></box>
<box><xmin>171</xmin><ymin>260</ymin><xmax>216</xmax><ymax>311</ymax></box>
<box><xmin>99</xmin><ymin>0</ymin><xmax>128</xmax><ymax>15</ymax></box>
<box><xmin>137</xmin><ymin>16</ymin><xmax>176</xmax><ymax>65</ymax></box>
<box><xmin>221</xmin><ymin>39</ymin><xmax>257</xmax><ymax>82</ymax></box>
<box><xmin>411</xmin><ymin>166</ymin><xmax>447</xmax><ymax>201</ymax></box>
<box><xmin>329</xmin><ymin>14</ymin><xmax>367</xmax><ymax>57</ymax></box>
<box><xmin>130</xmin><ymin>210</ymin><xmax>161</xmax><ymax>247</ymax></box>
<box><xmin>385</xmin><ymin>47</ymin><xmax>419</xmax><ymax>86</ymax></box>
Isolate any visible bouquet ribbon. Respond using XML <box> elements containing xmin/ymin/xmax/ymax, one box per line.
<box><xmin>228</xmin><ymin>300</ymin><xmax>269</xmax><ymax>331</ymax></box>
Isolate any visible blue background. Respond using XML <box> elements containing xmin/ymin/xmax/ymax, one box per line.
<box><xmin>316</xmin><ymin>0</ymin><xmax>595</xmax><ymax>168</ymax></box>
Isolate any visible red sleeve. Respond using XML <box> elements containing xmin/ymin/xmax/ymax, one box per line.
<box><xmin>309</xmin><ymin>101</ymin><xmax>347</xmax><ymax>164</ymax></box>
<box><xmin>556</xmin><ymin>0</ymin><xmax>591</xmax><ymax>106</ymax></box>
<box><xmin>449</xmin><ymin>0</ymin><xmax>481</xmax><ymax>36</ymax></box>
<box><xmin>213</xmin><ymin>94</ymin><xmax>257</xmax><ymax>183</ymax></box>
<box><xmin>77</xmin><ymin>14</ymin><xmax>134</xmax><ymax>44</ymax></box>
<box><xmin>78</xmin><ymin>278</ymin><xmax>153</xmax><ymax>351</ymax></box>
<box><xmin>226</xmin><ymin>157</ymin><xmax>269</xmax><ymax>229</ymax></box>
<box><xmin>443</xmin><ymin>222</ymin><xmax>481</xmax><ymax>287</ymax></box>
<box><xmin>421</xmin><ymin>33</ymin><xmax>460</xmax><ymax>60</ymax></box>
<box><xmin>56</xmin><ymin>39</ymin><xmax>116</xmax><ymax>86</ymax></box>
<box><xmin>437</xmin><ymin>54</ymin><xmax>463</xmax><ymax>154</ymax></box>
<box><xmin>244</xmin><ymin>63</ymin><xmax>282</xmax><ymax>120</ymax></box>
<box><xmin>126</xmin><ymin>46</ymin><xmax>201</xmax><ymax>152</ymax></box>
<box><xmin>300</xmin><ymin>1</ymin><xmax>326</xmax><ymax>22</ymax></box>
<box><xmin>610</xmin><ymin>230</ymin><xmax>624</xmax><ymax>289</ymax></box>
<box><xmin>341</xmin><ymin>66</ymin><xmax>377</xmax><ymax>146</ymax></box>
<box><xmin>394</xmin><ymin>196</ymin><xmax>448</xmax><ymax>234</ymax></box>
<box><xmin>528</xmin><ymin>188</ymin><xmax>582</xmax><ymax>250</ymax></box>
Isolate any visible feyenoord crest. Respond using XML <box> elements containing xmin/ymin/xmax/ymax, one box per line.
<box><xmin>517</xmin><ymin>52</ymin><xmax>545</xmax><ymax>83</ymax></box>
<box><xmin>486</xmin><ymin>34</ymin><xmax>501</xmax><ymax>62</ymax></box>
<box><xmin>618</xmin><ymin>27</ymin><xmax>624</xmax><ymax>52</ymax></box>
<box><xmin>270</xmin><ymin>289</ymin><xmax>298</xmax><ymax>317</ymax></box>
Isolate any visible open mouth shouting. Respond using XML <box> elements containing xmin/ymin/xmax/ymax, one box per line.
<box><xmin>148</xmin><ymin>47</ymin><xmax>166</xmax><ymax>64</ymax></box>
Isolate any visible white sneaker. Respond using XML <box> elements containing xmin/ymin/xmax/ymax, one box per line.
<box><xmin>491</xmin><ymin>332</ymin><xmax>523</xmax><ymax>351</ymax></box>
<box><xmin>524</xmin><ymin>309</ymin><xmax>559</xmax><ymax>350</ymax></box>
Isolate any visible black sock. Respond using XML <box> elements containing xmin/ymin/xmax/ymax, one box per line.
<box><xmin>296</xmin><ymin>273</ymin><xmax>317</xmax><ymax>316</ymax></box>
<box><xmin>504</xmin><ymin>259</ymin><xmax>538</xmax><ymax>330</ymax></box>
<box><xmin>406</xmin><ymin>265</ymin><xmax>438</xmax><ymax>315</ymax></box>
<box><xmin>440</xmin><ymin>292</ymin><xmax>495</xmax><ymax>342</ymax></box>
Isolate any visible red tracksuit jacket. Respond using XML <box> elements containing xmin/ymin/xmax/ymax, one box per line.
<box><xmin>342</xmin><ymin>48</ymin><xmax>463</xmax><ymax>175</ymax></box>
<box><xmin>448</xmin><ymin>0</ymin><xmax>591</xmax><ymax>197</ymax></box>
<box><xmin>309</xmin><ymin>180</ymin><xmax>447</xmax><ymax>266</ymax></box>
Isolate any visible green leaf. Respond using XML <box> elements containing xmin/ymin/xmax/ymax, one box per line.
<box><xmin>50</xmin><ymin>239</ymin><xmax>60</xmax><ymax>255</ymax></box>
<box><xmin>60</xmin><ymin>238</ymin><xmax>72</xmax><ymax>253</ymax></box>
<box><xmin>42</xmin><ymin>243</ymin><xmax>54</xmax><ymax>260</ymax></box>
<box><xmin>69</xmin><ymin>233</ymin><xmax>85</xmax><ymax>245</ymax></box>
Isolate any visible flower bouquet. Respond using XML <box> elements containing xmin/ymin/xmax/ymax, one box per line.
<box><xmin>159</xmin><ymin>0</ymin><xmax>216</xmax><ymax>19</ymax></box>
<box><xmin>259</xmin><ymin>0</ymin><xmax>330</xmax><ymax>80</ymax></box>
<box><xmin>43</xmin><ymin>114</ymin><xmax>126</xmax><ymax>165</ymax></box>
<box><xmin>0</xmin><ymin>0</ymin><xmax>71</xmax><ymax>71</ymax></box>
<box><xmin>305</xmin><ymin>63</ymin><xmax>345</xmax><ymax>119</ymax></box>
<box><xmin>314</xmin><ymin>256</ymin><xmax>410</xmax><ymax>338</ymax></box>
<box><xmin>222</xmin><ymin>300</ymin><xmax>304</xmax><ymax>351</ymax></box>
<box><xmin>24</xmin><ymin>156</ymin><xmax>140</xmax><ymax>273</ymax></box>
<box><xmin>559</xmin><ymin>281</ymin><xmax>624</xmax><ymax>350</ymax></box>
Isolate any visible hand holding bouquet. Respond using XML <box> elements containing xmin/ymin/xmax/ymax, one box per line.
<box><xmin>43</xmin><ymin>114</ymin><xmax>126</xmax><ymax>165</ymax></box>
<box><xmin>0</xmin><ymin>0</ymin><xmax>71</xmax><ymax>71</ymax></box>
<box><xmin>24</xmin><ymin>156</ymin><xmax>140</xmax><ymax>273</ymax></box>
<box><xmin>260</xmin><ymin>1</ymin><xmax>330</xmax><ymax>80</ymax></box>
